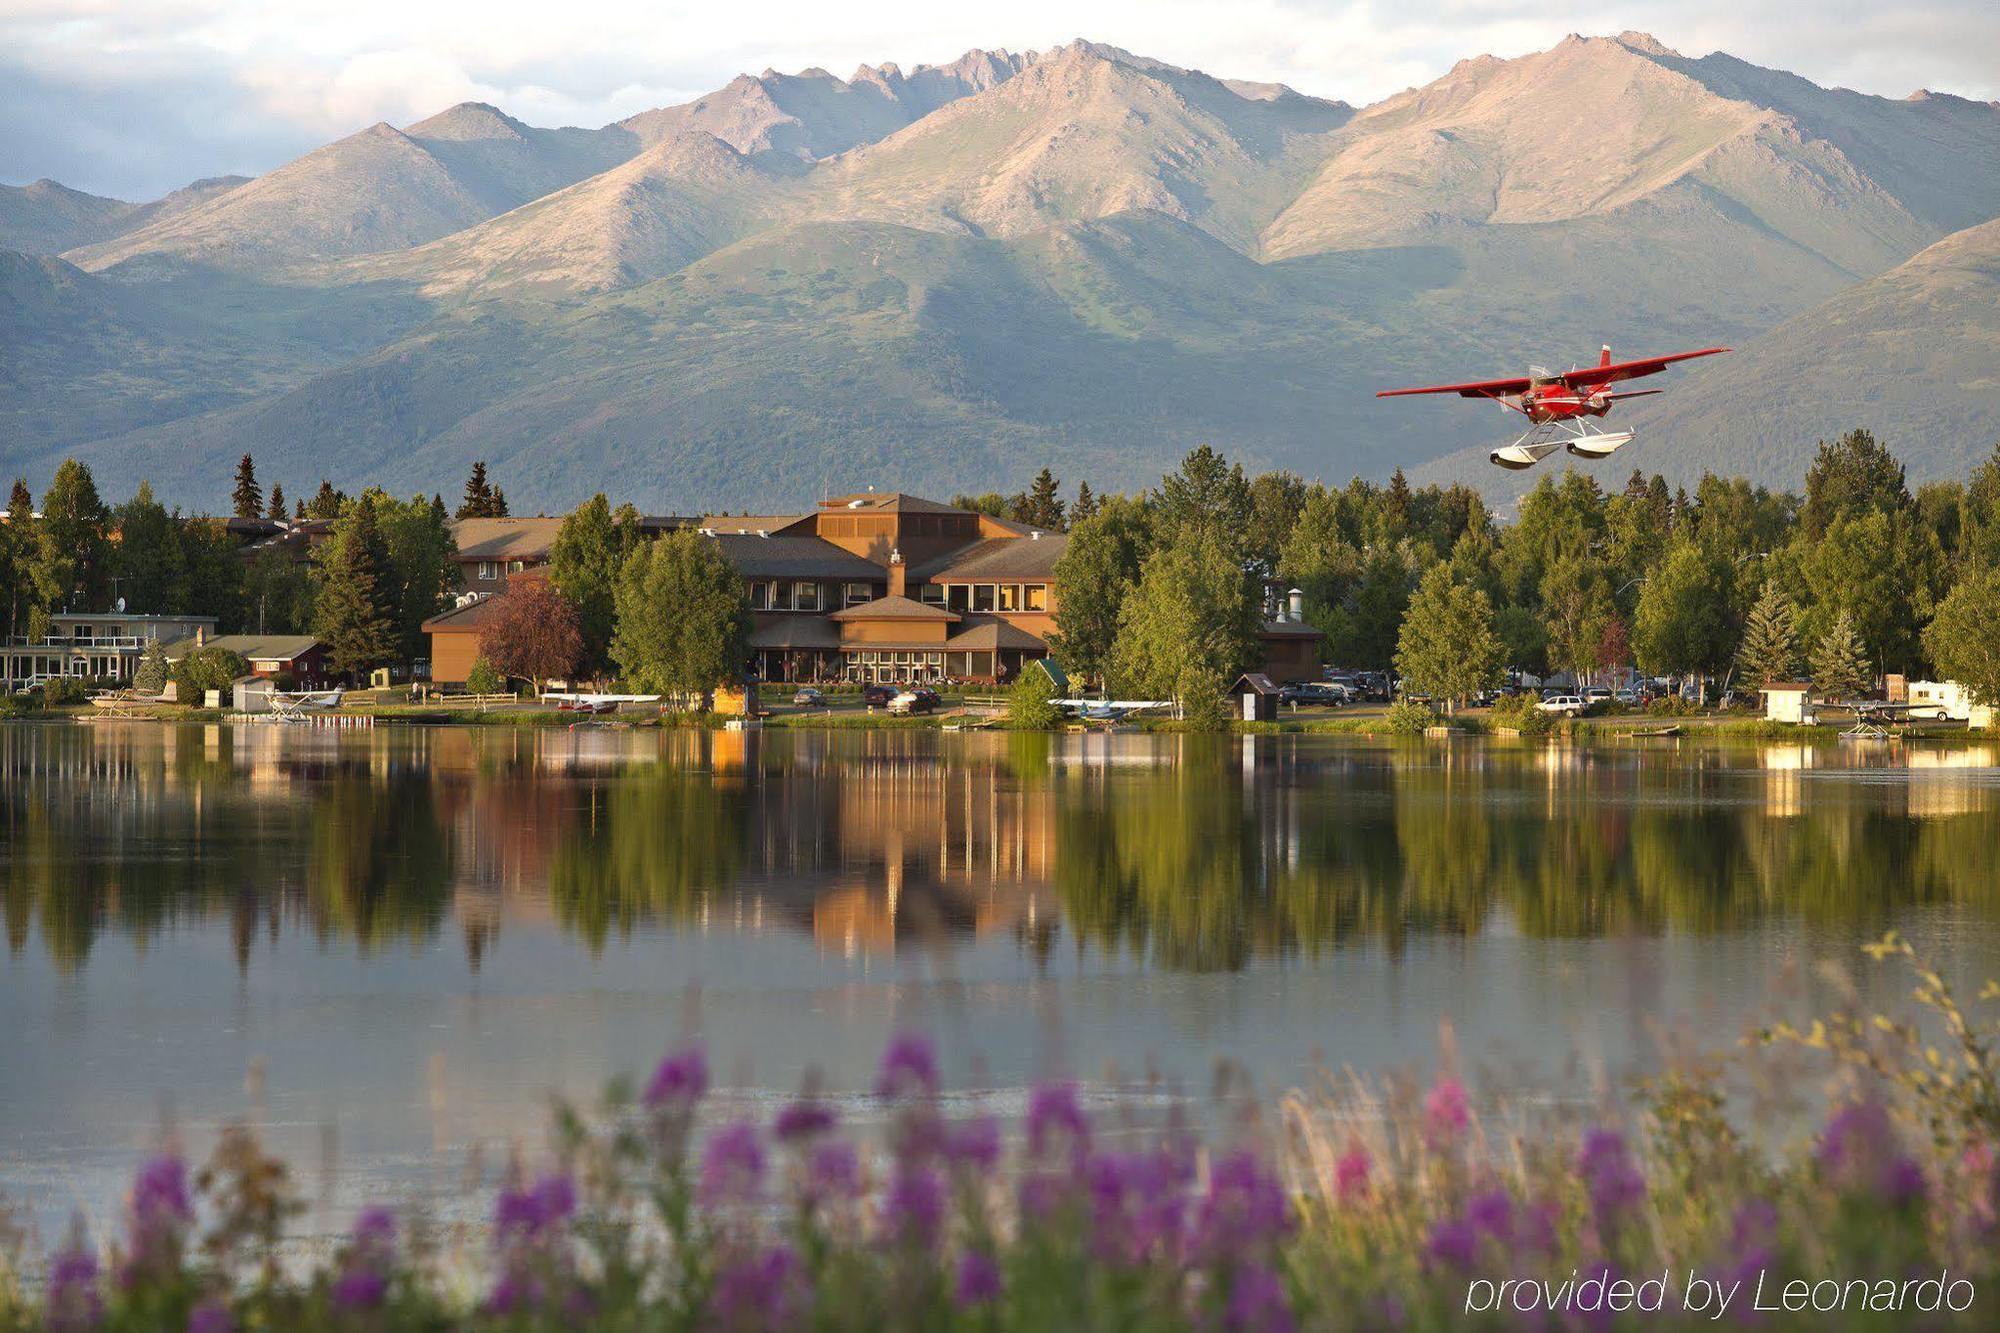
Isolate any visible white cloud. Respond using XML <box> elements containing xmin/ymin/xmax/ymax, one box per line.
<box><xmin>6</xmin><ymin>0</ymin><xmax>1997</xmax><ymax>198</ymax></box>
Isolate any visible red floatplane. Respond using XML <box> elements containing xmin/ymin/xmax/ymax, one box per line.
<box><xmin>1377</xmin><ymin>344</ymin><xmax>1729</xmax><ymax>469</ymax></box>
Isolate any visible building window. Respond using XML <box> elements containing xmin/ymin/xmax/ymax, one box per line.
<box><xmin>844</xmin><ymin>582</ymin><xmax>874</xmax><ymax>606</ymax></box>
<box><xmin>508</xmin><ymin>560</ymin><xmax>525</xmax><ymax>574</ymax></box>
<box><xmin>998</xmin><ymin>584</ymin><xmax>1020</xmax><ymax>611</ymax></box>
<box><xmin>748</xmin><ymin>581</ymin><xmax>771</xmax><ymax>609</ymax></box>
<box><xmin>972</xmin><ymin>584</ymin><xmax>996</xmax><ymax>612</ymax></box>
<box><xmin>477</xmin><ymin>561</ymin><xmax>496</xmax><ymax>580</ymax></box>
<box><xmin>947</xmin><ymin>584</ymin><xmax>970</xmax><ymax>612</ymax></box>
<box><xmin>794</xmin><ymin>582</ymin><xmax>821</xmax><ymax>612</ymax></box>
<box><xmin>918</xmin><ymin>583</ymin><xmax>945</xmax><ymax>606</ymax></box>
<box><xmin>1025</xmin><ymin>584</ymin><xmax>1048</xmax><ymax>611</ymax></box>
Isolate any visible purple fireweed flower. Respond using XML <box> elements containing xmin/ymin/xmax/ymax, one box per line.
<box><xmin>1334</xmin><ymin>1144</ymin><xmax>1370</xmax><ymax>1204</ymax></box>
<box><xmin>132</xmin><ymin>1155</ymin><xmax>192</xmax><ymax>1227</ymax></box>
<box><xmin>332</xmin><ymin>1267</ymin><xmax>390</xmax><ymax>1311</ymax></box>
<box><xmin>1466</xmin><ymin>1187</ymin><xmax>1513</xmax><ymax>1241</ymax></box>
<box><xmin>1818</xmin><ymin>1100</ymin><xmax>1925</xmax><ymax>1205</ymax></box>
<box><xmin>1578</xmin><ymin>1127</ymin><xmax>1646</xmax><ymax>1219</ymax></box>
<box><xmin>882</xmin><ymin>1165</ymin><xmax>946</xmax><ymax>1246</ymax></box>
<box><xmin>805</xmin><ymin>1139</ymin><xmax>859</xmax><ymax>1204</ymax></box>
<box><xmin>44</xmin><ymin>1239</ymin><xmax>101</xmax><ymax>1332</ymax></box>
<box><xmin>1425</xmin><ymin>1216</ymin><xmax>1479</xmax><ymax>1271</ymax></box>
<box><xmin>495</xmin><ymin>1173</ymin><xmax>576</xmax><ymax>1242</ymax></box>
<box><xmin>945</xmin><ymin>1115</ymin><xmax>1002</xmax><ymax>1172</ymax></box>
<box><xmin>710</xmin><ymin>1244</ymin><xmax>806</xmax><ymax>1327</ymax></box>
<box><xmin>700</xmin><ymin>1121</ymin><xmax>766</xmax><ymax>1206</ymax></box>
<box><xmin>1423</xmin><ymin>1077</ymin><xmax>1471</xmax><ymax>1145</ymax></box>
<box><xmin>1192</xmin><ymin>1151</ymin><xmax>1292</xmax><ymax>1263</ymax></box>
<box><xmin>774</xmin><ymin>1099</ymin><xmax>839</xmax><ymax>1143</ymax></box>
<box><xmin>1225</xmin><ymin>1261</ymin><xmax>1296</xmax><ymax>1333</ymax></box>
<box><xmin>644</xmin><ymin>1044</ymin><xmax>708</xmax><ymax>1110</ymax></box>
<box><xmin>875</xmin><ymin>1032</ymin><xmax>939</xmax><ymax>1099</ymax></box>
<box><xmin>1083</xmin><ymin>1149</ymin><xmax>1187</xmax><ymax>1267</ymax></box>
<box><xmin>1026</xmin><ymin>1082</ymin><xmax>1090</xmax><ymax>1158</ymax></box>
<box><xmin>485</xmin><ymin>1269</ymin><xmax>545</xmax><ymax>1317</ymax></box>
<box><xmin>956</xmin><ymin>1249</ymin><xmax>1003</xmax><ymax>1307</ymax></box>
<box><xmin>186</xmin><ymin>1298</ymin><xmax>233</xmax><ymax>1333</ymax></box>
<box><xmin>351</xmin><ymin>1204</ymin><xmax>396</xmax><ymax>1248</ymax></box>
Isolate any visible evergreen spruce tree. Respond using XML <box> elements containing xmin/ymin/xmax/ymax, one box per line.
<box><xmin>457</xmin><ymin>463</ymin><xmax>507</xmax><ymax>518</ymax></box>
<box><xmin>293</xmin><ymin>497</ymin><xmax>306</xmax><ymax>520</ymax></box>
<box><xmin>1071</xmin><ymin>481</ymin><xmax>1099</xmax><ymax>524</ymax></box>
<box><xmin>36</xmin><ymin>459</ymin><xmax>112</xmax><ymax>615</ymax></box>
<box><xmin>132</xmin><ymin>641</ymin><xmax>170</xmax><ymax>696</ymax></box>
<box><xmin>313</xmin><ymin>498</ymin><xmax>399</xmax><ymax>678</ymax></box>
<box><xmin>1735</xmin><ymin>583</ymin><xmax>1802</xmax><ymax>684</ymax></box>
<box><xmin>306</xmin><ymin>482</ymin><xmax>346</xmax><ymax>520</ymax></box>
<box><xmin>1019</xmin><ymin>467</ymin><xmax>1065</xmax><ymax>529</ymax></box>
<box><xmin>231</xmin><ymin>455</ymin><xmax>262</xmax><ymax>520</ymax></box>
<box><xmin>267</xmin><ymin>484</ymin><xmax>286</xmax><ymax>521</ymax></box>
<box><xmin>1810</xmin><ymin>609</ymin><xmax>1872</xmax><ymax>700</ymax></box>
<box><xmin>0</xmin><ymin>479</ymin><xmax>31</xmax><ymax>641</ymax></box>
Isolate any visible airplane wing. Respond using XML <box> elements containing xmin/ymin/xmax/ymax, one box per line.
<box><xmin>1377</xmin><ymin>375</ymin><xmax>1534</xmax><ymax>399</ymax></box>
<box><xmin>1561</xmin><ymin>347</ymin><xmax>1728</xmax><ymax>389</ymax></box>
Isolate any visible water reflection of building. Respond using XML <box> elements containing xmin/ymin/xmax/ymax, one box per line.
<box><xmin>1758</xmin><ymin>742</ymin><xmax>1816</xmax><ymax>817</ymax></box>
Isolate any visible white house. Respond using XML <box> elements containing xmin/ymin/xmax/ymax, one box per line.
<box><xmin>1761</xmin><ymin>683</ymin><xmax>1815</xmax><ymax>725</ymax></box>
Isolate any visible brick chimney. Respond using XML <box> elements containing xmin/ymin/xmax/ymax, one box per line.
<box><xmin>887</xmin><ymin>548</ymin><xmax>906</xmax><ymax>598</ymax></box>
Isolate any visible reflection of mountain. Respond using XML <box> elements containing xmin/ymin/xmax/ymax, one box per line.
<box><xmin>3</xmin><ymin>725</ymin><xmax>1997</xmax><ymax>973</ymax></box>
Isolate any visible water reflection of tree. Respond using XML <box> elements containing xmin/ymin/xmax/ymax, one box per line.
<box><xmin>1050</xmin><ymin>743</ymin><xmax>2000</xmax><ymax>971</ymax></box>
<box><xmin>546</xmin><ymin>766</ymin><xmax>746</xmax><ymax>952</ymax></box>
<box><xmin>304</xmin><ymin>774</ymin><xmax>453</xmax><ymax>950</ymax></box>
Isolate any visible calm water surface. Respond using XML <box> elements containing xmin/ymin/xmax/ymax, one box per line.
<box><xmin>3</xmin><ymin>721</ymin><xmax>1997</xmax><ymax>1234</ymax></box>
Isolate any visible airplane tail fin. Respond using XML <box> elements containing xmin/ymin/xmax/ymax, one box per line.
<box><xmin>1600</xmin><ymin>344</ymin><xmax>1612</xmax><ymax>368</ymax></box>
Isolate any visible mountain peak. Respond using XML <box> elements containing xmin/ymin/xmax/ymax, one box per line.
<box><xmin>407</xmin><ymin>102</ymin><xmax>532</xmax><ymax>142</ymax></box>
<box><xmin>1612</xmin><ymin>31</ymin><xmax>1680</xmax><ymax>57</ymax></box>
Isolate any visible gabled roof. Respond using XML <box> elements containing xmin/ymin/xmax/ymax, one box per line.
<box><xmin>422</xmin><ymin>592</ymin><xmax>511</xmax><ymax>631</ymax></box>
<box><xmin>943</xmin><ymin>617</ymin><xmax>1049</xmax><ymax>651</ymax></box>
<box><xmin>710</xmin><ymin>533</ymin><xmax>885</xmax><ymax>580</ymax></box>
<box><xmin>161</xmin><ymin>634</ymin><xmax>322</xmax><ymax>663</ymax></box>
<box><xmin>451</xmin><ymin>516</ymin><xmax>565</xmax><ymax>562</ymax></box>
<box><xmin>1231</xmin><ymin>672</ymin><xmax>1281</xmax><ymax>695</ymax></box>
<box><xmin>918</xmin><ymin>533</ymin><xmax>1067</xmax><ymax>581</ymax></box>
<box><xmin>819</xmin><ymin>492</ymin><xmax>964</xmax><ymax>515</ymax></box>
<box><xmin>828</xmin><ymin>595</ymin><xmax>959</xmax><ymax>622</ymax></box>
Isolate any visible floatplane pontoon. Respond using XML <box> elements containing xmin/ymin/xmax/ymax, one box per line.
<box><xmin>269</xmin><ymin>686</ymin><xmax>344</xmax><ymax>717</ymax></box>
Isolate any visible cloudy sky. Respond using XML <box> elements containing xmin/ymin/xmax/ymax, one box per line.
<box><xmin>7</xmin><ymin>0</ymin><xmax>1998</xmax><ymax>200</ymax></box>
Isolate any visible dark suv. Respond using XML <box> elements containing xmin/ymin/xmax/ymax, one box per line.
<box><xmin>862</xmin><ymin>683</ymin><xmax>897</xmax><ymax>707</ymax></box>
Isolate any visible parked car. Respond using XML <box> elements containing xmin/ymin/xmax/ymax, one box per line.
<box><xmin>791</xmin><ymin>687</ymin><xmax>825</xmax><ymax>707</ymax></box>
<box><xmin>1583</xmin><ymin>686</ymin><xmax>1612</xmax><ymax>704</ymax></box>
<box><xmin>1536</xmin><ymin>694</ymin><xmax>1588</xmax><ymax>716</ymax></box>
<box><xmin>1282</xmin><ymin>683</ymin><xmax>1347</xmax><ymax>708</ymax></box>
<box><xmin>861</xmin><ymin>683</ymin><xmax>897</xmax><ymax>708</ymax></box>
<box><xmin>1613</xmin><ymin>688</ymin><xmax>1641</xmax><ymax>705</ymax></box>
<box><xmin>887</xmin><ymin>688</ymin><xmax>940</xmax><ymax>716</ymax></box>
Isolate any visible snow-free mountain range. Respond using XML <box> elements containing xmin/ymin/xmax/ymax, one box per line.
<box><xmin>5</xmin><ymin>34</ymin><xmax>1999</xmax><ymax>511</ymax></box>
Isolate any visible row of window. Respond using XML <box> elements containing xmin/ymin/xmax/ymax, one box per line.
<box><xmin>473</xmin><ymin>560</ymin><xmax>530</xmax><ymax>581</ymax></box>
<box><xmin>851</xmin><ymin>651</ymin><xmax>945</xmax><ymax>665</ymax></box>
<box><xmin>920</xmin><ymin>583</ymin><xmax>1049</xmax><ymax>613</ymax></box>
<box><xmin>749</xmin><ymin>580</ymin><xmax>872</xmax><ymax>611</ymax></box>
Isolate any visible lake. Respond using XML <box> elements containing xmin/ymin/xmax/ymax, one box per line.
<box><xmin>3</xmin><ymin>720</ymin><xmax>1997</xmax><ymax>1236</ymax></box>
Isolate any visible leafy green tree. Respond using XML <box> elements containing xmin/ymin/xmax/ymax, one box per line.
<box><xmin>1278</xmin><ymin>488</ymin><xmax>1362</xmax><ymax>627</ymax></box>
<box><xmin>465</xmin><ymin>658</ymin><xmax>505</xmax><ymax>696</ymax></box>
<box><xmin>456</xmin><ymin>461</ymin><xmax>508</xmax><ymax>519</ymax></box>
<box><xmin>611</xmin><ymin>530</ymin><xmax>750</xmax><ymax>698</ymax></box>
<box><xmin>950</xmin><ymin>492</ymin><xmax>1008</xmax><ymax>518</ymax></box>
<box><xmin>1321</xmin><ymin>548</ymin><xmax>1415</xmax><ymax>670</ymax></box>
<box><xmin>1799</xmin><ymin>428</ymin><xmax>1907</xmax><ymax>538</ymax></box>
<box><xmin>1157</xmin><ymin>445</ymin><xmax>1252</xmax><ymax>560</ymax></box>
<box><xmin>1495</xmin><ymin>472</ymin><xmax>1606</xmax><ymax>609</ymax></box>
<box><xmin>1007</xmin><ymin>664</ymin><xmax>1062</xmax><ymax>729</ymax></box>
<box><xmin>113</xmin><ymin>482</ymin><xmax>187</xmax><ymax>613</ymax></box>
<box><xmin>550</xmin><ymin>494</ymin><xmax>640</xmax><ymax>674</ymax></box>
<box><xmin>1736</xmin><ymin>583</ymin><xmax>1802</xmax><ymax>684</ymax></box>
<box><xmin>1108</xmin><ymin>532</ymin><xmax>1259</xmax><ymax>707</ymax></box>
<box><xmin>1049</xmin><ymin>495</ymin><xmax>1152</xmax><ymax>683</ymax></box>
<box><xmin>172</xmin><ymin>646</ymin><xmax>249</xmax><ymax>701</ymax></box>
<box><xmin>313</xmin><ymin>497</ymin><xmax>399</xmax><ymax>678</ymax></box>
<box><xmin>178</xmin><ymin>518</ymin><xmax>246</xmax><ymax>631</ymax></box>
<box><xmin>231</xmin><ymin>454</ymin><xmax>262</xmax><ymax>520</ymax></box>
<box><xmin>35</xmin><ymin>459</ymin><xmax>112</xmax><ymax>616</ymax></box>
<box><xmin>1923</xmin><ymin>569</ymin><xmax>2000</xmax><ymax>707</ymax></box>
<box><xmin>1394</xmin><ymin>564</ymin><xmax>1503</xmax><ymax>711</ymax></box>
<box><xmin>372</xmin><ymin>491</ymin><xmax>459</xmax><ymax>660</ymax></box>
<box><xmin>1494</xmin><ymin>604</ymin><xmax>1548</xmax><ymax>676</ymax></box>
<box><xmin>1792</xmin><ymin>509</ymin><xmax>1941</xmax><ymax>673</ymax></box>
<box><xmin>1539</xmin><ymin>556</ymin><xmax>1616</xmax><ymax>683</ymax></box>
<box><xmin>1176</xmin><ymin>663</ymin><xmax>1230</xmax><ymax>732</ymax></box>
<box><xmin>241</xmin><ymin>547</ymin><xmax>314</xmax><ymax>635</ymax></box>
<box><xmin>1958</xmin><ymin>444</ymin><xmax>2000</xmax><ymax>571</ymax></box>
<box><xmin>1810</xmin><ymin>609</ymin><xmax>1873</xmax><ymax>700</ymax></box>
<box><xmin>1633</xmin><ymin>542</ymin><xmax>1736</xmax><ymax>701</ymax></box>
<box><xmin>1246</xmin><ymin>471</ymin><xmax>1306</xmax><ymax>575</ymax></box>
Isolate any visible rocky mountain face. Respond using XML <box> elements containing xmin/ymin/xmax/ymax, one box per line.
<box><xmin>5</xmin><ymin>34</ymin><xmax>1998</xmax><ymax>511</ymax></box>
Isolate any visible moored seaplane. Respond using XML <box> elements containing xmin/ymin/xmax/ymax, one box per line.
<box><xmin>269</xmin><ymin>686</ymin><xmax>344</xmax><ymax>717</ymax></box>
<box><xmin>1377</xmin><ymin>344</ymin><xmax>1728</xmax><ymax>469</ymax></box>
